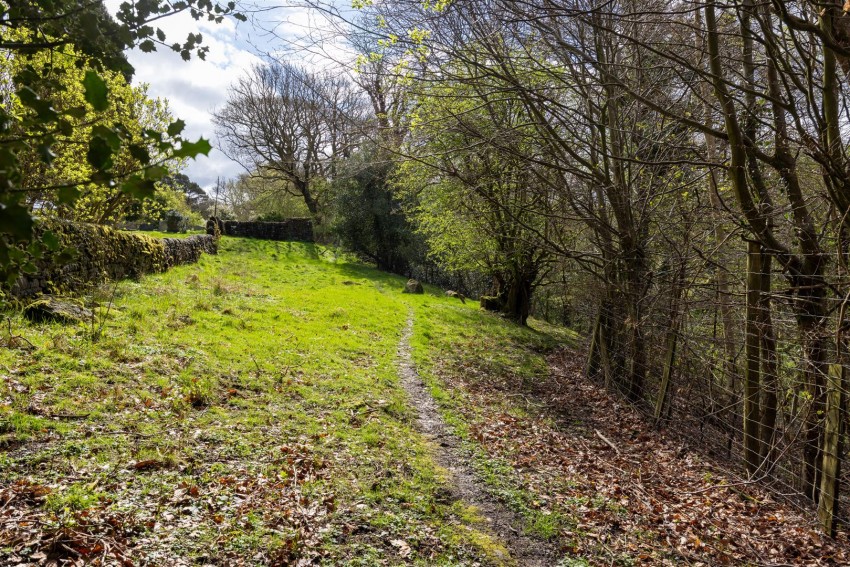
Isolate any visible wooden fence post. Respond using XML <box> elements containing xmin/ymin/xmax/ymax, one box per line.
<box><xmin>654</xmin><ymin>328</ymin><xmax>677</xmax><ymax>421</ymax></box>
<box><xmin>744</xmin><ymin>241</ymin><xmax>762</xmax><ymax>475</ymax></box>
<box><xmin>818</xmin><ymin>364</ymin><xmax>844</xmax><ymax>536</ymax></box>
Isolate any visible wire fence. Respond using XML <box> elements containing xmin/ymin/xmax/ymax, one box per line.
<box><xmin>532</xmin><ymin>236</ymin><xmax>850</xmax><ymax>530</ymax></box>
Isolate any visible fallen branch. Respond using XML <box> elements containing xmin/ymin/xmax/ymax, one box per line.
<box><xmin>93</xmin><ymin>430</ymin><xmax>154</xmax><ymax>439</ymax></box>
<box><xmin>595</xmin><ymin>429</ymin><xmax>621</xmax><ymax>456</ymax></box>
<box><xmin>1</xmin><ymin>318</ymin><xmax>34</xmax><ymax>350</ymax></box>
<box><xmin>47</xmin><ymin>412</ymin><xmax>90</xmax><ymax>420</ymax></box>
<box><xmin>25</xmin><ymin>405</ymin><xmax>88</xmax><ymax>419</ymax></box>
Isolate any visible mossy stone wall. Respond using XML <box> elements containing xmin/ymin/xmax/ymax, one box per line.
<box><xmin>10</xmin><ymin>220</ymin><xmax>217</xmax><ymax>298</ymax></box>
<box><xmin>207</xmin><ymin>218</ymin><xmax>313</xmax><ymax>242</ymax></box>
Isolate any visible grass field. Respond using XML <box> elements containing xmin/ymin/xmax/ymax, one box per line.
<box><xmin>0</xmin><ymin>236</ymin><xmax>569</xmax><ymax>566</ymax></box>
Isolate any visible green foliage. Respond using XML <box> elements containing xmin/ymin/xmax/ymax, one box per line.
<box><xmin>330</xmin><ymin>145</ymin><xmax>422</xmax><ymax>274</ymax></box>
<box><xmin>46</xmin><ymin>483</ymin><xmax>105</xmax><ymax>513</ymax></box>
<box><xmin>162</xmin><ymin>173</ymin><xmax>213</xmax><ymax>217</ymax></box>
<box><xmin>164</xmin><ymin>209</ymin><xmax>189</xmax><ymax>233</ymax></box>
<box><xmin>396</xmin><ymin>65</ymin><xmax>543</xmax><ymax>271</ymax></box>
<box><xmin>218</xmin><ymin>172</ymin><xmax>311</xmax><ymax>221</ymax></box>
<box><xmin>394</xmin><ymin>59</ymin><xmax>556</xmax><ymax>322</ymax></box>
<box><xmin>0</xmin><ymin>0</ymin><xmax>240</xmax><ymax>287</ymax></box>
<box><xmin>83</xmin><ymin>71</ymin><xmax>109</xmax><ymax>112</ymax></box>
<box><xmin>9</xmin><ymin>44</ymin><xmax>183</xmax><ymax>223</ymax></box>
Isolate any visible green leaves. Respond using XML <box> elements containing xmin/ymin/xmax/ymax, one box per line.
<box><xmin>0</xmin><ymin>201</ymin><xmax>34</xmax><ymax>240</ymax></box>
<box><xmin>91</xmin><ymin>125</ymin><xmax>122</xmax><ymax>151</ymax></box>
<box><xmin>17</xmin><ymin>87</ymin><xmax>59</xmax><ymax>122</ymax></box>
<box><xmin>42</xmin><ymin>230</ymin><xmax>60</xmax><ymax>251</ymax></box>
<box><xmin>83</xmin><ymin>71</ymin><xmax>109</xmax><ymax>111</ymax></box>
<box><xmin>120</xmin><ymin>176</ymin><xmax>157</xmax><ymax>199</ymax></box>
<box><xmin>36</xmin><ymin>143</ymin><xmax>57</xmax><ymax>165</ymax></box>
<box><xmin>144</xmin><ymin>165</ymin><xmax>169</xmax><ymax>181</ymax></box>
<box><xmin>128</xmin><ymin>143</ymin><xmax>151</xmax><ymax>164</ymax></box>
<box><xmin>118</xmin><ymin>164</ymin><xmax>166</xmax><ymax>199</ymax></box>
<box><xmin>167</xmin><ymin>119</ymin><xmax>186</xmax><ymax>137</ymax></box>
<box><xmin>1</xmin><ymin>0</ymin><xmax>247</xmax><ymax>290</ymax></box>
<box><xmin>87</xmin><ymin>137</ymin><xmax>114</xmax><ymax>171</ymax></box>
<box><xmin>172</xmin><ymin>137</ymin><xmax>212</xmax><ymax>159</ymax></box>
<box><xmin>56</xmin><ymin>187</ymin><xmax>81</xmax><ymax>204</ymax></box>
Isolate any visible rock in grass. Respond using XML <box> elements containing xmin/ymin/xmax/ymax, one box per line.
<box><xmin>403</xmin><ymin>279</ymin><xmax>424</xmax><ymax>294</ymax></box>
<box><xmin>446</xmin><ymin>290</ymin><xmax>466</xmax><ymax>304</ymax></box>
<box><xmin>23</xmin><ymin>297</ymin><xmax>93</xmax><ymax>324</ymax></box>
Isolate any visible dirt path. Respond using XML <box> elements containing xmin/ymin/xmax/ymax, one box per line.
<box><xmin>397</xmin><ymin>314</ymin><xmax>559</xmax><ymax>566</ymax></box>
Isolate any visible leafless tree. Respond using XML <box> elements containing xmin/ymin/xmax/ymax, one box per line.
<box><xmin>213</xmin><ymin>61</ymin><xmax>363</xmax><ymax>221</ymax></box>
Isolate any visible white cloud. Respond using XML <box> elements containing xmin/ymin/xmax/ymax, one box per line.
<box><xmin>127</xmin><ymin>36</ymin><xmax>262</xmax><ymax>189</ymax></box>
<box><xmin>105</xmin><ymin>1</ymin><xmax>263</xmax><ymax>189</ymax></box>
<box><xmin>104</xmin><ymin>1</ymin><xmax>357</xmax><ymax>190</ymax></box>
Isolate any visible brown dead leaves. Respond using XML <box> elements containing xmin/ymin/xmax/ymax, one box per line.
<box><xmin>132</xmin><ymin>439</ymin><xmax>335</xmax><ymax>565</ymax></box>
<box><xmin>0</xmin><ymin>439</ymin><xmax>336</xmax><ymax>566</ymax></box>
<box><xmin>433</xmin><ymin>345</ymin><xmax>850</xmax><ymax>566</ymax></box>
<box><xmin>0</xmin><ymin>481</ymin><xmax>138</xmax><ymax>566</ymax></box>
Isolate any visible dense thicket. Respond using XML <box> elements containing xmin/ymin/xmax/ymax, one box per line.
<box><xmin>299</xmin><ymin>0</ymin><xmax>850</xmax><ymax>532</ymax></box>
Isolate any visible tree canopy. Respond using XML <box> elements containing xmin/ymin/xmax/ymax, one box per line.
<box><xmin>0</xmin><ymin>0</ymin><xmax>243</xmax><ymax>283</ymax></box>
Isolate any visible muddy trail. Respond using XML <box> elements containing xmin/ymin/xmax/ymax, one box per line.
<box><xmin>397</xmin><ymin>314</ymin><xmax>559</xmax><ymax>566</ymax></box>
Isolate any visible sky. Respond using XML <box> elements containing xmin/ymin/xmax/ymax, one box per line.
<box><xmin>105</xmin><ymin>1</ymin><xmax>353</xmax><ymax>191</ymax></box>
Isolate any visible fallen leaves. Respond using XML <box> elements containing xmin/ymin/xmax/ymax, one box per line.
<box><xmin>131</xmin><ymin>459</ymin><xmax>165</xmax><ymax>471</ymax></box>
<box><xmin>429</xmin><ymin>342</ymin><xmax>850</xmax><ymax>566</ymax></box>
<box><xmin>389</xmin><ymin>538</ymin><xmax>412</xmax><ymax>558</ymax></box>
<box><xmin>0</xmin><ymin>481</ymin><xmax>139</xmax><ymax>566</ymax></box>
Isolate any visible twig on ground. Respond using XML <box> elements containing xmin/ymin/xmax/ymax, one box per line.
<box><xmin>250</xmin><ymin>354</ymin><xmax>263</xmax><ymax>377</ymax></box>
<box><xmin>93</xmin><ymin>430</ymin><xmax>153</xmax><ymax>438</ymax></box>
<box><xmin>2</xmin><ymin>317</ymin><xmax>35</xmax><ymax>350</ymax></box>
<box><xmin>47</xmin><ymin>412</ymin><xmax>90</xmax><ymax>420</ymax></box>
<box><xmin>595</xmin><ymin>429</ymin><xmax>621</xmax><ymax>456</ymax></box>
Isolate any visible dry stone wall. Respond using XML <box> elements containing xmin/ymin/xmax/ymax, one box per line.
<box><xmin>10</xmin><ymin>219</ymin><xmax>217</xmax><ymax>299</ymax></box>
<box><xmin>207</xmin><ymin>218</ymin><xmax>313</xmax><ymax>242</ymax></box>
<box><xmin>161</xmin><ymin>235</ymin><xmax>217</xmax><ymax>267</ymax></box>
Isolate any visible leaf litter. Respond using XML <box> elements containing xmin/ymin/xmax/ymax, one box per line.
<box><xmin>428</xmin><ymin>336</ymin><xmax>850</xmax><ymax>565</ymax></box>
<box><xmin>0</xmin><ymin>437</ymin><xmax>335</xmax><ymax>566</ymax></box>
<box><xmin>8</xmin><ymin>239</ymin><xmax>848</xmax><ymax>565</ymax></box>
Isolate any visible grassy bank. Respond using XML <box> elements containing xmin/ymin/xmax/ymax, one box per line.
<box><xmin>0</xmin><ymin>237</ymin><xmax>567</xmax><ymax>565</ymax></box>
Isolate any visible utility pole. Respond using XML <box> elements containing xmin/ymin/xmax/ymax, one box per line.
<box><xmin>213</xmin><ymin>176</ymin><xmax>220</xmax><ymax>218</ymax></box>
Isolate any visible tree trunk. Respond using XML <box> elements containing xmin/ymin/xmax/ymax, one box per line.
<box><xmin>818</xmin><ymin>364</ymin><xmax>844</xmax><ymax>536</ymax></box>
<box><xmin>599</xmin><ymin>301</ymin><xmax>615</xmax><ymax>388</ymax></box>
<box><xmin>586</xmin><ymin>311</ymin><xmax>602</xmax><ymax>379</ymax></box>
<box><xmin>744</xmin><ymin>240</ymin><xmax>762</xmax><ymax>475</ymax></box>
<box><xmin>624</xmin><ymin>247</ymin><xmax>648</xmax><ymax>402</ymax></box>
<box><xmin>802</xmin><ymin>316</ymin><xmax>828</xmax><ymax>501</ymax></box>
<box><xmin>758</xmin><ymin>251</ymin><xmax>778</xmax><ymax>471</ymax></box>
<box><xmin>294</xmin><ymin>178</ymin><xmax>321</xmax><ymax>222</ymax></box>
<box><xmin>655</xmin><ymin>327</ymin><xmax>677</xmax><ymax>421</ymax></box>
<box><xmin>502</xmin><ymin>269</ymin><xmax>534</xmax><ymax>325</ymax></box>
<box><xmin>655</xmin><ymin>254</ymin><xmax>687</xmax><ymax>421</ymax></box>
